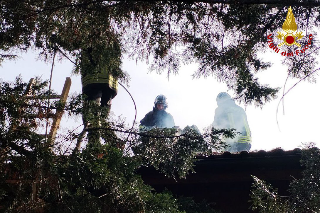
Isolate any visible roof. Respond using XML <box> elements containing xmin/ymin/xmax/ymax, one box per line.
<box><xmin>139</xmin><ymin>148</ymin><xmax>303</xmax><ymax>213</ymax></box>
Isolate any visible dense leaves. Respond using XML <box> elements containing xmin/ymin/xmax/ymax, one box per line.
<box><xmin>250</xmin><ymin>175</ymin><xmax>290</xmax><ymax>213</ymax></box>
<box><xmin>250</xmin><ymin>145</ymin><xmax>320</xmax><ymax>213</ymax></box>
<box><xmin>133</xmin><ymin>126</ymin><xmax>232</xmax><ymax>179</ymax></box>
<box><xmin>0</xmin><ymin>77</ymin><xmax>230</xmax><ymax>212</ymax></box>
<box><xmin>289</xmin><ymin>146</ymin><xmax>320</xmax><ymax>212</ymax></box>
<box><xmin>2</xmin><ymin>1</ymin><xmax>319</xmax><ymax>105</ymax></box>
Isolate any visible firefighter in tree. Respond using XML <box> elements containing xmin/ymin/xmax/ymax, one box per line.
<box><xmin>80</xmin><ymin>41</ymin><xmax>120</xmax><ymax>145</ymax></box>
<box><xmin>212</xmin><ymin>92</ymin><xmax>251</xmax><ymax>152</ymax></box>
<box><xmin>80</xmin><ymin>42</ymin><xmax>120</xmax><ymax>111</ymax></box>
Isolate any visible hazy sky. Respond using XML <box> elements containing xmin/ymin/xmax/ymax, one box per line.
<box><xmin>1</xmin><ymin>50</ymin><xmax>319</xmax><ymax>151</ymax></box>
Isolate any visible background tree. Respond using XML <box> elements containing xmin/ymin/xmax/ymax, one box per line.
<box><xmin>1</xmin><ymin>0</ymin><xmax>319</xmax><ymax>105</ymax></box>
<box><xmin>250</xmin><ymin>144</ymin><xmax>320</xmax><ymax>213</ymax></box>
<box><xmin>1</xmin><ymin>1</ymin><xmax>319</xmax><ymax>212</ymax></box>
<box><xmin>0</xmin><ymin>77</ymin><xmax>225</xmax><ymax>212</ymax></box>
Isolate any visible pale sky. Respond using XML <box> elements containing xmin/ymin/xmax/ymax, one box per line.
<box><xmin>1</xmin><ymin>50</ymin><xmax>319</xmax><ymax>151</ymax></box>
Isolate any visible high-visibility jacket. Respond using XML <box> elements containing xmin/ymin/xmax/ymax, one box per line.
<box><xmin>213</xmin><ymin>100</ymin><xmax>251</xmax><ymax>144</ymax></box>
<box><xmin>81</xmin><ymin>68</ymin><xmax>118</xmax><ymax>92</ymax></box>
<box><xmin>80</xmin><ymin>44</ymin><xmax>120</xmax><ymax>93</ymax></box>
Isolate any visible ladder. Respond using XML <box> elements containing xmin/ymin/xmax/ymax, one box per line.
<box><xmin>25</xmin><ymin>77</ymin><xmax>71</xmax><ymax>146</ymax></box>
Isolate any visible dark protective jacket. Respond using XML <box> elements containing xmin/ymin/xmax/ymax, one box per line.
<box><xmin>140</xmin><ymin>108</ymin><xmax>175</xmax><ymax>128</ymax></box>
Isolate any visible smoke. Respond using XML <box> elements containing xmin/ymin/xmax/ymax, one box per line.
<box><xmin>153</xmin><ymin>109</ymin><xmax>175</xmax><ymax>128</ymax></box>
<box><xmin>212</xmin><ymin>98</ymin><xmax>251</xmax><ymax>152</ymax></box>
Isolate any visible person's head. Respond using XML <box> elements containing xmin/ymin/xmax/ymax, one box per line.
<box><xmin>154</xmin><ymin>95</ymin><xmax>168</xmax><ymax>111</ymax></box>
<box><xmin>216</xmin><ymin>92</ymin><xmax>233</xmax><ymax>105</ymax></box>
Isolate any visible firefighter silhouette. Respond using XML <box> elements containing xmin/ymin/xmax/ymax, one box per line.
<box><xmin>212</xmin><ymin>92</ymin><xmax>251</xmax><ymax>152</ymax></box>
<box><xmin>80</xmin><ymin>41</ymin><xmax>120</xmax><ymax>145</ymax></box>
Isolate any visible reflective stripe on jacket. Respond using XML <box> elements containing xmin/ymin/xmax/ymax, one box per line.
<box><xmin>81</xmin><ymin>70</ymin><xmax>118</xmax><ymax>92</ymax></box>
<box><xmin>225</xmin><ymin>108</ymin><xmax>251</xmax><ymax>144</ymax></box>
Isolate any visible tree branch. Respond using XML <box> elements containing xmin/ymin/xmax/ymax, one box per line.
<box><xmin>119</xmin><ymin>0</ymin><xmax>320</xmax><ymax>6</ymax></box>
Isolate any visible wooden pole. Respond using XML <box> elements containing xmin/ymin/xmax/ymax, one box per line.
<box><xmin>48</xmin><ymin>77</ymin><xmax>71</xmax><ymax>146</ymax></box>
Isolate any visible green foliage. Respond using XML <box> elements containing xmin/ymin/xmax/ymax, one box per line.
<box><xmin>250</xmin><ymin>144</ymin><xmax>320</xmax><ymax>213</ymax></box>
<box><xmin>0</xmin><ymin>77</ymin><xmax>227</xmax><ymax>212</ymax></box>
<box><xmin>46</xmin><ymin>145</ymin><xmax>182</xmax><ymax>213</ymax></box>
<box><xmin>133</xmin><ymin>127</ymin><xmax>233</xmax><ymax>179</ymax></box>
<box><xmin>250</xmin><ymin>176</ymin><xmax>290</xmax><ymax>213</ymax></box>
<box><xmin>0</xmin><ymin>76</ymin><xmax>57</xmax><ymax>155</ymax></box>
<box><xmin>2</xmin><ymin>1</ymin><xmax>318</xmax><ymax>105</ymax></box>
<box><xmin>75</xmin><ymin>39</ymin><xmax>124</xmax><ymax>80</ymax></box>
<box><xmin>177</xmin><ymin>196</ymin><xmax>221</xmax><ymax>213</ymax></box>
<box><xmin>289</xmin><ymin>146</ymin><xmax>320</xmax><ymax>212</ymax></box>
<box><xmin>145</xmin><ymin>191</ymin><xmax>182</xmax><ymax>213</ymax></box>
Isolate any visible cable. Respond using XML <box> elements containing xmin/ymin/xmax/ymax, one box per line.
<box><xmin>87</xmin><ymin>126</ymin><xmax>185</xmax><ymax>139</ymax></box>
<box><xmin>118</xmin><ymin>82</ymin><xmax>137</xmax><ymax>141</ymax></box>
<box><xmin>45</xmin><ymin>49</ymin><xmax>57</xmax><ymax>142</ymax></box>
<box><xmin>276</xmin><ymin>67</ymin><xmax>320</xmax><ymax>131</ymax></box>
<box><xmin>57</xmin><ymin>47</ymin><xmax>77</xmax><ymax>66</ymax></box>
